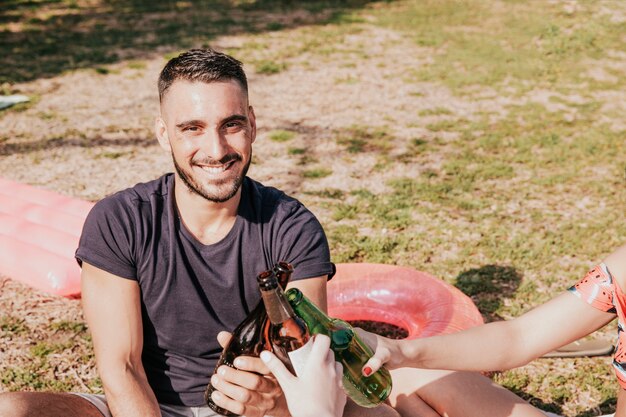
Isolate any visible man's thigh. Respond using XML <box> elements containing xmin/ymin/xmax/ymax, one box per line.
<box><xmin>76</xmin><ymin>393</ymin><xmax>220</xmax><ymax>417</ymax></box>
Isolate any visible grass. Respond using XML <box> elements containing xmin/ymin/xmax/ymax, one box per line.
<box><xmin>2</xmin><ymin>0</ymin><xmax>626</xmax><ymax>415</ymax></box>
<box><xmin>375</xmin><ymin>0</ymin><xmax>626</xmax><ymax>95</ymax></box>
<box><xmin>335</xmin><ymin>126</ymin><xmax>394</xmax><ymax>154</ymax></box>
<box><xmin>0</xmin><ymin>0</ymin><xmax>377</xmax><ymax>84</ymax></box>
<box><xmin>268</xmin><ymin>129</ymin><xmax>297</xmax><ymax>142</ymax></box>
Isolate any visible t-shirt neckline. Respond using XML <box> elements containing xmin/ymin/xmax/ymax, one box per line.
<box><xmin>169</xmin><ymin>175</ymin><xmax>246</xmax><ymax>251</ymax></box>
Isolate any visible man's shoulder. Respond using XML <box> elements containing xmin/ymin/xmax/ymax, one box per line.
<box><xmin>243</xmin><ymin>177</ymin><xmax>322</xmax><ymax>231</ymax></box>
<box><xmin>89</xmin><ymin>174</ymin><xmax>172</xmax><ymax>219</ymax></box>
<box><xmin>244</xmin><ymin>177</ymin><xmax>301</xmax><ymax>211</ymax></box>
<box><xmin>97</xmin><ymin>174</ymin><xmax>171</xmax><ymax>205</ymax></box>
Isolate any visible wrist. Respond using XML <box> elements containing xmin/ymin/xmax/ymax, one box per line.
<box><xmin>401</xmin><ymin>339</ymin><xmax>422</xmax><ymax>368</ymax></box>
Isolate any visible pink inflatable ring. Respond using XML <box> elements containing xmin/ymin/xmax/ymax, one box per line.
<box><xmin>327</xmin><ymin>263</ymin><xmax>484</xmax><ymax>338</ymax></box>
<box><xmin>0</xmin><ymin>178</ymin><xmax>93</xmax><ymax>297</ymax></box>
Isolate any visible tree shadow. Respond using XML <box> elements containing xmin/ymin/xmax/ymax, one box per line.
<box><xmin>0</xmin><ymin>135</ymin><xmax>154</xmax><ymax>156</ymax></box>
<box><xmin>1</xmin><ymin>0</ymin><xmax>382</xmax><ymax>84</ymax></box>
<box><xmin>454</xmin><ymin>264</ymin><xmax>523</xmax><ymax>322</ymax></box>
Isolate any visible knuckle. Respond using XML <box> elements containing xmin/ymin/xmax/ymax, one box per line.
<box><xmin>229</xmin><ymin>402</ymin><xmax>246</xmax><ymax>415</ymax></box>
<box><xmin>249</xmin><ymin>376</ymin><xmax>264</xmax><ymax>391</ymax></box>
<box><xmin>237</xmin><ymin>389</ymin><xmax>252</xmax><ymax>403</ymax></box>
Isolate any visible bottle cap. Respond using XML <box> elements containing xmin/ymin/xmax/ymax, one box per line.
<box><xmin>274</xmin><ymin>261</ymin><xmax>294</xmax><ymax>275</ymax></box>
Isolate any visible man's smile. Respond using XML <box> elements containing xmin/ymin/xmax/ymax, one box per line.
<box><xmin>195</xmin><ymin>159</ymin><xmax>237</xmax><ymax>174</ymax></box>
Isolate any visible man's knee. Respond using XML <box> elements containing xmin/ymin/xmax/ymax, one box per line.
<box><xmin>0</xmin><ymin>392</ymin><xmax>101</xmax><ymax>417</ymax></box>
<box><xmin>0</xmin><ymin>392</ymin><xmax>35</xmax><ymax>417</ymax></box>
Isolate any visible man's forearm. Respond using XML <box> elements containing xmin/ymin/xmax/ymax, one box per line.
<box><xmin>102</xmin><ymin>367</ymin><xmax>161</xmax><ymax>417</ymax></box>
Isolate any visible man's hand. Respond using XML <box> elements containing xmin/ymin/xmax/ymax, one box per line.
<box><xmin>210</xmin><ymin>331</ymin><xmax>290</xmax><ymax>417</ymax></box>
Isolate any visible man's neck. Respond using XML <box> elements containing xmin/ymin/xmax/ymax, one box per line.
<box><xmin>173</xmin><ymin>177</ymin><xmax>242</xmax><ymax>245</ymax></box>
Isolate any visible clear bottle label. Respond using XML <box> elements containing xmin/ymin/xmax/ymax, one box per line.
<box><xmin>287</xmin><ymin>338</ymin><xmax>314</xmax><ymax>376</ymax></box>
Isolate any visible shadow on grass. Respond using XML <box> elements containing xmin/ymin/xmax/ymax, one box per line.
<box><xmin>0</xmin><ymin>135</ymin><xmax>154</xmax><ymax>156</ymax></box>
<box><xmin>574</xmin><ymin>397</ymin><xmax>617</xmax><ymax>417</ymax></box>
<box><xmin>1</xmin><ymin>0</ymin><xmax>381</xmax><ymax>84</ymax></box>
<box><xmin>511</xmin><ymin>389</ymin><xmax>616</xmax><ymax>416</ymax></box>
<box><xmin>454</xmin><ymin>264</ymin><xmax>522</xmax><ymax>323</ymax></box>
<box><xmin>506</xmin><ymin>389</ymin><xmax>566</xmax><ymax>416</ymax></box>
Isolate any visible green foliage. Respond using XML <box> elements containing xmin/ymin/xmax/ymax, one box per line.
<box><xmin>0</xmin><ymin>315</ymin><xmax>28</xmax><ymax>335</ymax></box>
<box><xmin>335</xmin><ymin>126</ymin><xmax>394</xmax><ymax>154</ymax></box>
<box><xmin>268</xmin><ymin>129</ymin><xmax>296</xmax><ymax>142</ymax></box>
<box><xmin>287</xmin><ymin>147</ymin><xmax>306</xmax><ymax>155</ymax></box>
<box><xmin>376</xmin><ymin>0</ymin><xmax>626</xmax><ymax>93</ymax></box>
<box><xmin>302</xmin><ymin>168</ymin><xmax>332</xmax><ymax>179</ymax></box>
<box><xmin>254</xmin><ymin>60</ymin><xmax>287</xmax><ymax>74</ymax></box>
<box><xmin>50</xmin><ymin>320</ymin><xmax>88</xmax><ymax>333</ymax></box>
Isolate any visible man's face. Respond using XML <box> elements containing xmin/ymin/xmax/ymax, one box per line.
<box><xmin>156</xmin><ymin>79</ymin><xmax>256</xmax><ymax>203</ymax></box>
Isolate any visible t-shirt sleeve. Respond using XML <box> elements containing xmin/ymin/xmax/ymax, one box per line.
<box><xmin>75</xmin><ymin>195</ymin><xmax>138</xmax><ymax>280</ymax></box>
<box><xmin>568</xmin><ymin>263</ymin><xmax>616</xmax><ymax>313</ymax></box>
<box><xmin>275</xmin><ymin>202</ymin><xmax>333</xmax><ymax>281</ymax></box>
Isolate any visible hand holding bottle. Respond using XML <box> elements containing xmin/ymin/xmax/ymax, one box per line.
<box><xmin>355</xmin><ymin>328</ymin><xmax>413</xmax><ymax>375</ymax></box>
<box><xmin>261</xmin><ymin>334</ymin><xmax>347</xmax><ymax>417</ymax></box>
<box><xmin>210</xmin><ymin>331</ymin><xmax>290</xmax><ymax>417</ymax></box>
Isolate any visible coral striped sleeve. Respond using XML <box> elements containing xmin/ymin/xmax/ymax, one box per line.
<box><xmin>569</xmin><ymin>263</ymin><xmax>626</xmax><ymax>389</ymax></box>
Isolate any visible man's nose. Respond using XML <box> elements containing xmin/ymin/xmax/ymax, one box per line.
<box><xmin>200</xmin><ymin>130</ymin><xmax>229</xmax><ymax>161</ymax></box>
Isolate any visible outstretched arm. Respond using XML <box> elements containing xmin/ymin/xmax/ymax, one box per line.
<box><xmin>360</xmin><ymin>285</ymin><xmax>615</xmax><ymax>375</ymax></box>
<box><xmin>81</xmin><ymin>262</ymin><xmax>161</xmax><ymax>417</ymax></box>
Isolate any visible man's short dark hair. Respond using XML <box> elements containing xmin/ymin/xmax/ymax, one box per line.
<box><xmin>158</xmin><ymin>48</ymin><xmax>248</xmax><ymax>102</ymax></box>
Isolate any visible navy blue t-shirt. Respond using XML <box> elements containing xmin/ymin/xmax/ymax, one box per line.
<box><xmin>75</xmin><ymin>174</ymin><xmax>333</xmax><ymax>406</ymax></box>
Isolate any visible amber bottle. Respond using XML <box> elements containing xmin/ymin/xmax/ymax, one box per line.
<box><xmin>258</xmin><ymin>269</ymin><xmax>312</xmax><ymax>376</ymax></box>
<box><xmin>204</xmin><ymin>263</ymin><xmax>293</xmax><ymax>416</ymax></box>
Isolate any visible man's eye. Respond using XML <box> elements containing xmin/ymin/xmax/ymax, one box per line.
<box><xmin>183</xmin><ymin>126</ymin><xmax>200</xmax><ymax>132</ymax></box>
<box><xmin>224</xmin><ymin>122</ymin><xmax>245</xmax><ymax>133</ymax></box>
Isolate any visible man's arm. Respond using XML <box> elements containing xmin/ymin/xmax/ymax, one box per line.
<box><xmin>81</xmin><ymin>262</ymin><xmax>161</xmax><ymax>417</ymax></box>
<box><xmin>287</xmin><ymin>275</ymin><xmax>328</xmax><ymax>312</ymax></box>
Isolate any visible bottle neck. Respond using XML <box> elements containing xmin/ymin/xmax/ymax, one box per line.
<box><xmin>286</xmin><ymin>288</ymin><xmax>333</xmax><ymax>326</ymax></box>
<box><xmin>261</xmin><ymin>286</ymin><xmax>297</xmax><ymax>325</ymax></box>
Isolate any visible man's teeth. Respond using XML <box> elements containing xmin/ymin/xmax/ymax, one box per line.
<box><xmin>200</xmin><ymin>165</ymin><xmax>228</xmax><ymax>173</ymax></box>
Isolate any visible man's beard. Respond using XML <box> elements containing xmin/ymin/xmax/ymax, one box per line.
<box><xmin>172</xmin><ymin>153</ymin><xmax>251</xmax><ymax>203</ymax></box>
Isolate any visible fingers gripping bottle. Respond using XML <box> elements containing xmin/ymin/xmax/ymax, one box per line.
<box><xmin>257</xmin><ymin>269</ymin><xmax>312</xmax><ymax>376</ymax></box>
<box><xmin>285</xmin><ymin>288</ymin><xmax>393</xmax><ymax>408</ymax></box>
<box><xmin>204</xmin><ymin>263</ymin><xmax>293</xmax><ymax>416</ymax></box>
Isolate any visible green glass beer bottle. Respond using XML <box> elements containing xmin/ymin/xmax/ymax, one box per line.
<box><xmin>204</xmin><ymin>263</ymin><xmax>293</xmax><ymax>416</ymax></box>
<box><xmin>285</xmin><ymin>288</ymin><xmax>393</xmax><ymax>408</ymax></box>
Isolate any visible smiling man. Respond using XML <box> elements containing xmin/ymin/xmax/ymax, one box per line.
<box><xmin>0</xmin><ymin>49</ymin><xmax>400</xmax><ymax>417</ymax></box>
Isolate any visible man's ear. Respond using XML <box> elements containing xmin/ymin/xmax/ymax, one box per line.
<box><xmin>155</xmin><ymin>116</ymin><xmax>171</xmax><ymax>152</ymax></box>
<box><xmin>249</xmin><ymin>105</ymin><xmax>257</xmax><ymax>144</ymax></box>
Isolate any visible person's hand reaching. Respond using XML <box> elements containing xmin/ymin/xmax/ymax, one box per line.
<box><xmin>355</xmin><ymin>328</ymin><xmax>409</xmax><ymax>376</ymax></box>
<box><xmin>260</xmin><ymin>334</ymin><xmax>347</xmax><ymax>417</ymax></box>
